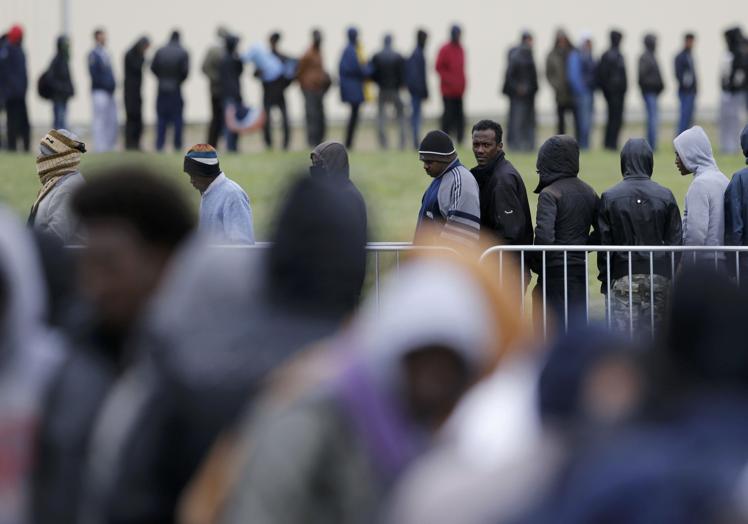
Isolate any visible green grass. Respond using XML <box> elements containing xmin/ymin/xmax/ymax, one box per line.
<box><xmin>2</xmin><ymin>146</ymin><xmax>745</xmax><ymax>242</ymax></box>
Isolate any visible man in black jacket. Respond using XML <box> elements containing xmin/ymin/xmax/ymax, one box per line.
<box><xmin>370</xmin><ymin>34</ymin><xmax>406</xmax><ymax>149</ymax></box>
<box><xmin>597</xmin><ymin>30</ymin><xmax>628</xmax><ymax>151</ymax></box>
<box><xmin>220</xmin><ymin>34</ymin><xmax>243</xmax><ymax>152</ymax></box>
<box><xmin>503</xmin><ymin>31</ymin><xmax>538</xmax><ymax>151</ymax></box>
<box><xmin>470</xmin><ymin>119</ymin><xmax>533</xmax><ymax>285</ymax></box>
<box><xmin>123</xmin><ymin>36</ymin><xmax>149</xmax><ymax>150</ymax></box>
<box><xmin>638</xmin><ymin>34</ymin><xmax>664</xmax><ymax>151</ymax></box>
<box><xmin>532</xmin><ymin>135</ymin><xmax>599</xmax><ymax>330</ymax></box>
<box><xmin>48</xmin><ymin>35</ymin><xmax>74</xmax><ymax>129</ymax></box>
<box><xmin>598</xmin><ymin>138</ymin><xmax>682</xmax><ymax>335</ymax></box>
<box><xmin>151</xmin><ymin>30</ymin><xmax>189</xmax><ymax>152</ymax></box>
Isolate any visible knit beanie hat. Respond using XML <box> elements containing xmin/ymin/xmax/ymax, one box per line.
<box><xmin>418</xmin><ymin>130</ymin><xmax>456</xmax><ymax>162</ymax></box>
<box><xmin>7</xmin><ymin>25</ymin><xmax>23</xmax><ymax>45</ymax></box>
<box><xmin>184</xmin><ymin>145</ymin><xmax>221</xmax><ymax>178</ymax></box>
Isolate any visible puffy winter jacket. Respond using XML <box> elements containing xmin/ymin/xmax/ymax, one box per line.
<box><xmin>435</xmin><ymin>41</ymin><xmax>465</xmax><ymax>98</ymax></box>
<box><xmin>151</xmin><ymin>38</ymin><xmax>189</xmax><ymax>94</ymax></box>
<box><xmin>597</xmin><ymin>138</ymin><xmax>682</xmax><ymax>286</ymax></box>
<box><xmin>370</xmin><ymin>46</ymin><xmax>404</xmax><ymax>90</ymax></box>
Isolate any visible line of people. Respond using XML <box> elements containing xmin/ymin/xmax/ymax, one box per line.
<box><xmin>3</xmin><ymin>23</ymin><xmax>748</xmax><ymax>153</ymax></box>
<box><xmin>412</xmin><ymin>119</ymin><xmax>748</xmax><ymax>334</ymax></box>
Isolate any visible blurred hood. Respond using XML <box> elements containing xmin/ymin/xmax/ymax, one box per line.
<box><xmin>620</xmin><ymin>138</ymin><xmax>654</xmax><ymax>178</ymax></box>
<box><xmin>673</xmin><ymin>126</ymin><xmax>718</xmax><ymax>175</ymax></box>
<box><xmin>535</xmin><ymin>135</ymin><xmax>580</xmax><ymax>193</ymax></box>
<box><xmin>311</xmin><ymin>141</ymin><xmax>350</xmax><ymax>178</ymax></box>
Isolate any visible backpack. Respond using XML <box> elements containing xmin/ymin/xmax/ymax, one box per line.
<box><xmin>37</xmin><ymin>67</ymin><xmax>54</xmax><ymax>100</ymax></box>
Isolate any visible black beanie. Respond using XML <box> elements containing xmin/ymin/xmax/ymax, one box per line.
<box><xmin>418</xmin><ymin>130</ymin><xmax>456</xmax><ymax>161</ymax></box>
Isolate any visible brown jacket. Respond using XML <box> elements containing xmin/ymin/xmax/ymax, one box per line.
<box><xmin>297</xmin><ymin>46</ymin><xmax>329</xmax><ymax>92</ymax></box>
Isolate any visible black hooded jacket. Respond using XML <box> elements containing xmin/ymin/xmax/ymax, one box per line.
<box><xmin>597</xmin><ymin>138</ymin><xmax>682</xmax><ymax>287</ymax></box>
<box><xmin>597</xmin><ymin>31</ymin><xmax>628</xmax><ymax>97</ymax></box>
<box><xmin>123</xmin><ymin>39</ymin><xmax>147</xmax><ymax>112</ymax></box>
<box><xmin>470</xmin><ymin>150</ymin><xmax>533</xmax><ymax>245</ymax></box>
<box><xmin>532</xmin><ymin>135</ymin><xmax>599</xmax><ymax>271</ymax></box>
<box><xmin>49</xmin><ymin>37</ymin><xmax>74</xmax><ymax>101</ymax></box>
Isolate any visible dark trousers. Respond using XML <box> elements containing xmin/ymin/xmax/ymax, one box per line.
<box><xmin>507</xmin><ymin>95</ymin><xmax>536</xmax><ymax>151</ymax></box>
<box><xmin>207</xmin><ymin>94</ymin><xmax>224</xmax><ymax>148</ymax></box>
<box><xmin>345</xmin><ymin>103</ymin><xmax>360</xmax><ymax>149</ymax></box>
<box><xmin>604</xmin><ymin>93</ymin><xmax>625</xmax><ymax>150</ymax></box>
<box><xmin>6</xmin><ymin>97</ymin><xmax>30</xmax><ymax>152</ymax></box>
<box><xmin>410</xmin><ymin>95</ymin><xmax>423</xmax><ymax>149</ymax></box>
<box><xmin>440</xmin><ymin>96</ymin><xmax>464</xmax><ymax>144</ymax></box>
<box><xmin>556</xmin><ymin>102</ymin><xmax>575</xmax><ymax>135</ymax></box>
<box><xmin>124</xmin><ymin>97</ymin><xmax>143</xmax><ymax>150</ymax></box>
<box><xmin>263</xmin><ymin>80</ymin><xmax>290</xmax><ymax>149</ymax></box>
<box><xmin>533</xmin><ymin>266</ymin><xmax>588</xmax><ymax>330</ymax></box>
<box><xmin>303</xmin><ymin>89</ymin><xmax>326</xmax><ymax>147</ymax></box>
<box><xmin>155</xmin><ymin>91</ymin><xmax>184</xmax><ymax>152</ymax></box>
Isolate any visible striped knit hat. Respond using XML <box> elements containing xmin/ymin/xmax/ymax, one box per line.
<box><xmin>183</xmin><ymin>145</ymin><xmax>221</xmax><ymax>178</ymax></box>
<box><xmin>418</xmin><ymin>130</ymin><xmax>456</xmax><ymax>162</ymax></box>
<box><xmin>32</xmin><ymin>129</ymin><xmax>86</xmax><ymax>215</ymax></box>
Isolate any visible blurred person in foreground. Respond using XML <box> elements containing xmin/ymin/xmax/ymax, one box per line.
<box><xmin>297</xmin><ymin>29</ymin><xmax>331</xmax><ymax>148</ymax></box>
<box><xmin>674</xmin><ymin>32</ymin><xmax>697</xmax><ymax>135</ymax></box>
<box><xmin>370</xmin><ymin>34</ymin><xmax>406</xmax><ymax>150</ymax></box>
<box><xmin>638</xmin><ymin>34</ymin><xmax>665</xmax><ymax>151</ymax></box>
<box><xmin>151</xmin><ymin>30</ymin><xmax>190</xmax><ymax>152</ymax></box>
<box><xmin>597</xmin><ymin>30</ymin><xmax>627</xmax><ymax>151</ymax></box>
<box><xmin>387</xmin><ymin>323</ymin><xmax>641</xmax><ymax>524</ymax></box>
<box><xmin>31</xmin><ymin>168</ymin><xmax>194</xmax><ymax>524</ymax></box>
<box><xmin>566</xmin><ymin>32</ymin><xmax>596</xmax><ymax>150</ymax></box>
<box><xmin>520</xmin><ymin>267</ymin><xmax>748</xmax><ymax>524</ymax></box>
<box><xmin>78</xmin><ymin>174</ymin><xmax>367</xmax><ymax>523</ymax></box>
<box><xmin>503</xmin><ymin>31</ymin><xmax>538</xmax><ymax>152</ymax></box>
<box><xmin>123</xmin><ymin>36</ymin><xmax>150</xmax><ymax>150</ymax></box>
<box><xmin>546</xmin><ymin>29</ymin><xmax>574</xmax><ymax>136</ymax></box>
<box><xmin>88</xmin><ymin>28</ymin><xmax>117</xmax><ymax>152</ymax></box>
<box><xmin>597</xmin><ymin>138</ymin><xmax>682</xmax><ymax>336</ymax></box>
<box><xmin>531</xmin><ymin>135</ymin><xmax>599</xmax><ymax>329</ymax></box>
<box><xmin>309</xmin><ymin>141</ymin><xmax>367</xmax><ymax>230</ymax></box>
<box><xmin>0</xmin><ymin>24</ymin><xmax>30</xmax><ymax>151</ymax></box>
<box><xmin>339</xmin><ymin>27</ymin><xmax>367</xmax><ymax>150</ymax></box>
<box><xmin>436</xmin><ymin>25</ymin><xmax>466</xmax><ymax>144</ymax></box>
<box><xmin>725</xmin><ymin>123</ymin><xmax>748</xmax><ymax>274</ymax></box>
<box><xmin>181</xmin><ymin>231</ymin><xmax>525</xmax><ymax>524</ymax></box>
<box><xmin>202</xmin><ymin>27</ymin><xmax>229</xmax><ymax>148</ymax></box>
<box><xmin>28</xmin><ymin>129</ymin><xmax>87</xmax><ymax>244</ymax></box>
<box><xmin>414</xmin><ymin>130</ymin><xmax>480</xmax><ymax>244</ymax></box>
<box><xmin>674</xmin><ymin>126</ymin><xmax>729</xmax><ymax>263</ymax></box>
<box><xmin>0</xmin><ymin>207</ymin><xmax>64</xmax><ymax>524</ymax></box>
<box><xmin>183</xmin><ymin>144</ymin><xmax>255</xmax><ymax>245</ymax></box>
<box><xmin>405</xmin><ymin>29</ymin><xmax>429</xmax><ymax>149</ymax></box>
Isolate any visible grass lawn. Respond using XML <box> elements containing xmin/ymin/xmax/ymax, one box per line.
<box><xmin>1</xmin><ymin>145</ymin><xmax>745</xmax><ymax>241</ymax></box>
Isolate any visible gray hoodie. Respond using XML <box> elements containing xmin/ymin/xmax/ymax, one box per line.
<box><xmin>673</xmin><ymin>126</ymin><xmax>729</xmax><ymax>247</ymax></box>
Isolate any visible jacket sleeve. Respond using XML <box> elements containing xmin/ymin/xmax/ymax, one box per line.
<box><xmin>725</xmin><ymin>177</ymin><xmax>743</xmax><ymax>245</ymax></box>
<box><xmin>682</xmin><ymin>181</ymin><xmax>709</xmax><ymax>246</ymax></box>
<box><xmin>597</xmin><ymin>194</ymin><xmax>612</xmax><ymax>290</ymax></box>
<box><xmin>438</xmin><ymin>173</ymin><xmax>481</xmax><ymax>244</ymax></box>
<box><xmin>567</xmin><ymin>52</ymin><xmax>584</xmax><ymax>95</ymax></box>
<box><xmin>181</xmin><ymin>52</ymin><xmax>190</xmax><ymax>83</ymax></box>
<box><xmin>531</xmin><ymin>190</ymin><xmax>557</xmax><ymax>273</ymax></box>
<box><xmin>493</xmin><ymin>176</ymin><xmax>528</xmax><ymax>244</ymax></box>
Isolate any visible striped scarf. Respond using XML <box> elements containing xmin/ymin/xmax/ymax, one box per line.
<box><xmin>30</xmin><ymin>130</ymin><xmax>85</xmax><ymax>221</ymax></box>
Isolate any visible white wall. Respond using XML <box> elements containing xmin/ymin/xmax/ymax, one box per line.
<box><xmin>2</xmin><ymin>0</ymin><xmax>744</xmax><ymax>127</ymax></box>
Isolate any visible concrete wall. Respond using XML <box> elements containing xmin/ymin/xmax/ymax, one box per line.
<box><xmin>2</xmin><ymin>0</ymin><xmax>744</xmax><ymax>127</ymax></box>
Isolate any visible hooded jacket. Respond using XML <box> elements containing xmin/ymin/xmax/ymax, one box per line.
<box><xmin>470</xmin><ymin>151</ymin><xmax>533</xmax><ymax>245</ymax></box>
<box><xmin>597</xmin><ymin>138</ymin><xmax>682</xmax><ymax>285</ymax></box>
<box><xmin>532</xmin><ymin>135</ymin><xmax>599</xmax><ymax>270</ymax></box>
<box><xmin>339</xmin><ymin>29</ymin><xmax>366</xmax><ymax>104</ymax></box>
<box><xmin>674</xmin><ymin>126</ymin><xmax>729</xmax><ymax>247</ymax></box>
<box><xmin>503</xmin><ymin>42</ymin><xmax>538</xmax><ymax>99</ymax></box>
<box><xmin>79</xmin><ymin>176</ymin><xmax>368</xmax><ymax>524</ymax></box>
<box><xmin>123</xmin><ymin>38</ymin><xmax>148</xmax><ymax>111</ymax></box>
<box><xmin>311</xmin><ymin>141</ymin><xmax>368</xmax><ymax>232</ymax></box>
<box><xmin>597</xmin><ymin>31</ymin><xmax>627</xmax><ymax>97</ymax></box>
<box><xmin>724</xmin><ymin>125</ymin><xmax>748</xmax><ymax>246</ymax></box>
<box><xmin>49</xmin><ymin>37</ymin><xmax>74</xmax><ymax>101</ymax></box>
<box><xmin>151</xmin><ymin>35</ymin><xmax>189</xmax><ymax>94</ymax></box>
<box><xmin>638</xmin><ymin>36</ymin><xmax>664</xmax><ymax>95</ymax></box>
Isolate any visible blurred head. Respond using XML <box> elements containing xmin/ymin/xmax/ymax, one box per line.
<box><xmin>555</xmin><ymin>29</ymin><xmax>570</xmax><ymax>49</ymax></box>
<box><xmin>93</xmin><ymin>28</ymin><xmax>106</xmax><ymax>46</ymax></box>
<box><xmin>269</xmin><ymin>31</ymin><xmax>281</xmax><ymax>48</ymax></box>
<box><xmin>72</xmin><ymin>166</ymin><xmax>194</xmax><ymax>335</ymax></box>
<box><xmin>225</xmin><ymin>34</ymin><xmax>239</xmax><ymax>54</ymax></box>
<box><xmin>521</xmin><ymin>30</ymin><xmax>533</xmax><ymax>47</ymax></box>
<box><xmin>472</xmin><ymin>119</ymin><xmax>504</xmax><ymax>166</ymax></box>
<box><xmin>450</xmin><ymin>24</ymin><xmax>462</xmax><ymax>43</ymax></box>
<box><xmin>383</xmin><ymin>33</ymin><xmax>393</xmax><ymax>48</ymax></box>
<box><xmin>310</xmin><ymin>141</ymin><xmax>349</xmax><ymax>178</ymax></box>
<box><xmin>610</xmin><ymin>29</ymin><xmax>623</xmax><ymax>48</ymax></box>
<box><xmin>419</xmin><ymin>130</ymin><xmax>457</xmax><ymax>177</ymax></box>
<box><xmin>684</xmin><ymin>32</ymin><xmax>695</xmax><ymax>50</ymax></box>
<box><xmin>137</xmin><ymin>36</ymin><xmax>150</xmax><ymax>53</ymax></box>
<box><xmin>416</xmin><ymin>29</ymin><xmax>428</xmax><ymax>48</ymax></box>
<box><xmin>347</xmin><ymin>26</ymin><xmax>358</xmax><ymax>44</ymax></box>
<box><xmin>644</xmin><ymin>33</ymin><xmax>656</xmax><ymax>52</ymax></box>
<box><xmin>312</xmin><ymin>28</ymin><xmax>322</xmax><ymax>47</ymax></box>
<box><xmin>7</xmin><ymin>25</ymin><xmax>23</xmax><ymax>45</ymax></box>
<box><xmin>56</xmin><ymin>35</ymin><xmax>70</xmax><ymax>55</ymax></box>
<box><xmin>183</xmin><ymin>144</ymin><xmax>221</xmax><ymax>194</ymax></box>
<box><xmin>169</xmin><ymin>30</ymin><xmax>180</xmax><ymax>43</ymax></box>
<box><xmin>725</xmin><ymin>27</ymin><xmax>743</xmax><ymax>52</ymax></box>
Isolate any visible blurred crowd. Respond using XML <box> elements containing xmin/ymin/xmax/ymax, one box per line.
<box><xmin>1</xmin><ymin>23</ymin><xmax>748</xmax><ymax>153</ymax></box>
<box><xmin>5</xmin><ymin>154</ymin><xmax>748</xmax><ymax>523</ymax></box>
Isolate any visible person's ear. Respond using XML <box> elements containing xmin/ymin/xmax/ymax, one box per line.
<box><xmin>498</xmin><ymin>142</ymin><xmax>504</xmax><ymax>149</ymax></box>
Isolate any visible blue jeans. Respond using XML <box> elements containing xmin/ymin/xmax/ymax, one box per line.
<box><xmin>155</xmin><ymin>91</ymin><xmax>184</xmax><ymax>151</ymax></box>
<box><xmin>53</xmin><ymin>100</ymin><xmax>67</xmax><ymax>130</ymax></box>
<box><xmin>574</xmin><ymin>92</ymin><xmax>593</xmax><ymax>150</ymax></box>
<box><xmin>642</xmin><ymin>92</ymin><xmax>659</xmax><ymax>150</ymax></box>
<box><xmin>410</xmin><ymin>96</ymin><xmax>423</xmax><ymax>149</ymax></box>
<box><xmin>677</xmin><ymin>92</ymin><xmax>696</xmax><ymax>135</ymax></box>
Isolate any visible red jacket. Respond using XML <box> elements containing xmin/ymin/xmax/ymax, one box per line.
<box><xmin>435</xmin><ymin>42</ymin><xmax>466</xmax><ymax>97</ymax></box>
